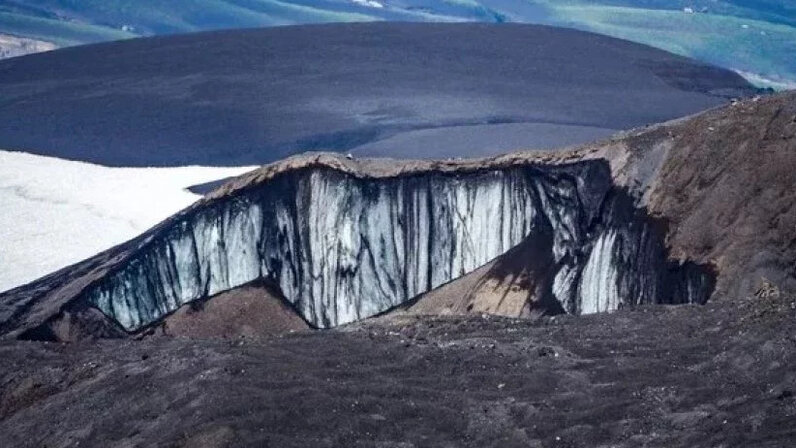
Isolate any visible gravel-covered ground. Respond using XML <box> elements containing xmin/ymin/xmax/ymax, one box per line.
<box><xmin>1</xmin><ymin>288</ymin><xmax>794</xmax><ymax>448</ymax></box>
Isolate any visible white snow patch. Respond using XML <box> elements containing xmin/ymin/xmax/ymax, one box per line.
<box><xmin>0</xmin><ymin>150</ymin><xmax>256</xmax><ymax>293</ymax></box>
<box><xmin>734</xmin><ymin>69</ymin><xmax>796</xmax><ymax>92</ymax></box>
<box><xmin>352</xmin><ymin>0</ymin><xmax>384</xmax><ymax>8</ymax></box>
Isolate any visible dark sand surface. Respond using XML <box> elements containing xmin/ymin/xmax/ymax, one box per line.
<box><xmin>0</xmin><ymin>23</ymin><xmax>754</xmax><ymax>166</ymax></box>
<box><xmin>1</xmin><ymin>291</ymin><xmax>794</xmax><ymax>447</ymax></box>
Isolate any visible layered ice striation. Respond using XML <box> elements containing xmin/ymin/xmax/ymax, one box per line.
<box><xmin>80</xmin><ymin>161</ymin><xmax>712</xmax><ymax>330</ymax></box>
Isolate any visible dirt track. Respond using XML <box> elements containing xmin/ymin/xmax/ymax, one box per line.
<box><xmin>1</xmin><ymin>289</ymin><xmax>794</xmax><ymax>448</ymax></box>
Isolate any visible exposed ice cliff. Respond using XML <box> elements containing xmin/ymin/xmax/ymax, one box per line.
<box><xmin>6</xmin><ymin>91</ymin><xmax>794</xmax><ymax>340</ymax></box>
<box><xmin>77</xmin><ymin>159</ymin><xmax>712</xmax><ymax>331</ymax></box>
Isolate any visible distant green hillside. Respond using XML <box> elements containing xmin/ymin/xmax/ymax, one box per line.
<box><xmin>537</xmin><ymin>0</ymin><xmax>796</xmax><ymax>90</ymax></box>
<box><xmin>0</xmin><ymin>0</ymin><xmax>793</xmax><ymax>89</ymax></box>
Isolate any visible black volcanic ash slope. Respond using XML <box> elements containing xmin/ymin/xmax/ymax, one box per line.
<box><xmin>0</xmin><ymin>23</ymin><xmax>756</xmax><ymax>166</ymax></box>
<box><xmin>2</xmin><ymin>295</ymin><xmax>796</xmax><ymax>447</ymax></box>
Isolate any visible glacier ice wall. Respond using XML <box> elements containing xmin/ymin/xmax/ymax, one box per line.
<box><xmin>80</xmin><ymin>162</ymin><xmax>712</xmax><ymax>330</ymax></box>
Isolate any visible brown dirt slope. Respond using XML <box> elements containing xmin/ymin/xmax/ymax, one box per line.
<box><xmin>644</xmin><ymin>92</ymin><xmax>796</xmax><ymax>297</ymax></box>
<box><xmin>141</xmin><ymin>280</ymin><xmax>310</xmax><ymax>340</ymax></box>
<box><xmin>392</xmin><ymin>233</ymin><xmax>563</xmax><ymax>318</ymax></box>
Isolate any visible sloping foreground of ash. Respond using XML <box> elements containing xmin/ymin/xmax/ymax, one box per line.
<box><xmin>0</xmin><ymin>287</ymin><xmax>794</xmax><ymax>447</ymax></box>
<box><xmin>0</xmin><ymin>92</ymin><xmax>794</xmax><ymax>447</ymax></box>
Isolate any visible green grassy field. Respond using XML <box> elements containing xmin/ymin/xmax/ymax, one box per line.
<box><xmin>0</xmin><ymin>11</ymin><xmax>134</xmax><ymax>46</ymax></box>
<box><xmin>0</xmin><ymin>0</ymin><xmax>793</xmax><ymax>88</ymax></box>
<box><xmin>0</xmin><ymin>1</ymin><xmax>382</xmax><ymax>42</ymax></box>
<box><xmin>539</xmin><ymin>1</ymin><xmax>796</xmax><ymax>89</ymax></box>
